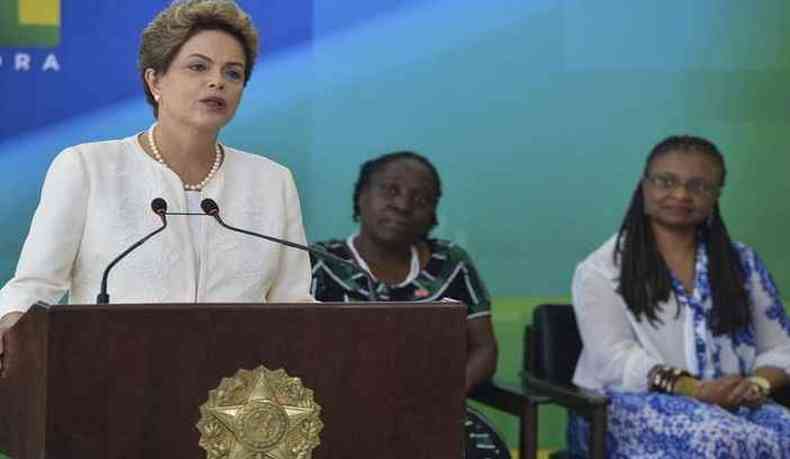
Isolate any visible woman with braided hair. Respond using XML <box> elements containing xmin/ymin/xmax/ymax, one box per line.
<box><xmin>570</xmin><ymin>135</ymin><xmax>790</xmax><ymax>458</ymax></box>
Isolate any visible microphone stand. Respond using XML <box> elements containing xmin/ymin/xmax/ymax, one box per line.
<box><xmin>96</xmin><ymin>198</ymin><xmax>169</xmax><ymax>304</ymax></box>
<box><xmin>97</xmin><ymin>216</ymin><xmax>167</xmax><ymax>304</ymax></box>
<box><xmin>201</xmin><ymin>199</ymin><xmax>379</xmax><ymax>301</ymax></box>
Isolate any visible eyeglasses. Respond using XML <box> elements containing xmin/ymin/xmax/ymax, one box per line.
<box><xmin>373</xmin><ymin>182</ymin><xmax>437</xmax><ymax>209</ymax></box>
<box><xmin>643</xmin><ymin>173</ymin><xmax>721</xmax><ymax>198</ymax></box>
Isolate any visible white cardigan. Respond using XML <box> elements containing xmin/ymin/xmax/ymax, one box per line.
<box><xmin>572</xmin><ymin>235</ymin><xmax>790</xmax><ymax>393</ymax></box>
<box><xmin>0</xmin><ymin>133</ymin><xmax>314</xmax><ymax>316</ymax></box>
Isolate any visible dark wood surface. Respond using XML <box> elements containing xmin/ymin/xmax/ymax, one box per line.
<box><xmin>0</xmin><ymin>302</ymin><xmax>466</xmax><ymax>458</ymax></box>
<box><xmin>0</xmin><ymin>305</ymin><xmax>50</xmax><ymax>458</ymax></box>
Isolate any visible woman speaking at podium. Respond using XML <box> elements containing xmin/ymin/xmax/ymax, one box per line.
<box><xmin>0</xmin><ymin>0</ymin><xmax>313</xmax><ymax>372</ymax></box>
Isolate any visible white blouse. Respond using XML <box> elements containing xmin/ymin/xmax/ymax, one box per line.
<box><xmin>572</xmin><ymin>235</ymin><xmax>790</xmax><ymax>392</ymax></box>
<box><xmin>0</xmin><ymin>133</ymin><xmax>314</xmax><ymax>316</ymax></box>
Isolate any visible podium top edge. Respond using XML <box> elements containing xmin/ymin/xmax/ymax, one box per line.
<box><xmin>43</xmin><ymin>301</ymin><xmax>467</xmax><ymax>312</ymax></box>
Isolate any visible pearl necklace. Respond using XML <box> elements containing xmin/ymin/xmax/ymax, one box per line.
<box><xmin>147</xmin><ymin>124</ymin><xmax>222</xmax><ymax>191</ymax></box>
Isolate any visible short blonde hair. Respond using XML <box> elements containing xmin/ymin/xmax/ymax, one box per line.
<box><xmin>138</xmin><ymin>0</ymin><xmax>260</xmax><ymax>117</ymax></box>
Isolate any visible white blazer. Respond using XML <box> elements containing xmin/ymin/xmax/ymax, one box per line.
<box><xmin>0</xmin><ymin>133</ymin><xmax>314</xmax><ymax>316</ymax></box>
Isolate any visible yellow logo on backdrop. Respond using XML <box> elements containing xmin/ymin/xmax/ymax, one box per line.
<box><xmin>0</xmin><ymin>0</ymin><xmax>61</xmax><ymax>47</ymax></box>
<box><xmin>20</xmin><ymin>0</ymin><xmax>60</xmax><ymax>27</ymax></box>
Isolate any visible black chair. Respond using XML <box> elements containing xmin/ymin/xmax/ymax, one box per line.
<box><xmin>522</xmin><ymin>303</ymin><xmax>790</xmax><ymax>459</ymax></box>
<box><xmin>522</xmin><ymin>304</ymin><xmax>608</xmax><ymax>459</ymax></box>
<box><xmin>468</xmin><ymin>379</ymin><xmax>543</xmax><ymax>459</ymax></box>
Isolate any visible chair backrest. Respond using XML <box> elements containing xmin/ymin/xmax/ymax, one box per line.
<box><xmin>524</xmin><ymin>303</ymin><xmax>582</xmax><ymax>386</ymax></box>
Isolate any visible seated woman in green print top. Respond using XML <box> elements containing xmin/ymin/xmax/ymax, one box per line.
<box><xmin>310</xmin><ymin>151</ymin><xmax>508</xmax><ymax>457</ymax></box>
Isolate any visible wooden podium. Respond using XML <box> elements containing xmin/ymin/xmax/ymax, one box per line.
<box><xmin>0</xmin><ymin>302</ymin><xmax>466</xmax><ymax>458</ymax></box>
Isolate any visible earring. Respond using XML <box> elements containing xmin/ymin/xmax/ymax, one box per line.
<box><xmin>154</xmin><ymin>94</ymin><xmax>160</xmax><ymax>102</ymax></box>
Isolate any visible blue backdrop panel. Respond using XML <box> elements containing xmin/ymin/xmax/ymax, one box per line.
<box><xmin>0</xmin><ymin>0</ymin><xmax>312</xmax><ymax>140</ymax></box>
<box><xmin>1</xmin><ymin>0</ymin><xmax>789</xmax><ymax>298</ymax></box>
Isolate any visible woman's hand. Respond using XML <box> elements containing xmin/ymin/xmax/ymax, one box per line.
<box><xmin>0</xmin><ymin>311</ymin><xmax>24</xmax><ymax>376</ymax></box>
<box><xmin>724</xmin><ymin>376</ymin><xmax>767</xmax><ymax>408</ymax></box>
<box><xmin>694</xmin><ymin>376</ymin><xmax>746</xmax><ymax>409</ymax></box>
<box><xmin>695</xmin><ymin>375</ymin><xmax>765</xmax><ymax>409</ymax></box>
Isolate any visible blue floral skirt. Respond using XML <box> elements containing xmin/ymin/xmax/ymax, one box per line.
<box><xmin>567</xmin><ymin>391</ymin><xmax>790</xmax><ymax>458</ymax></box>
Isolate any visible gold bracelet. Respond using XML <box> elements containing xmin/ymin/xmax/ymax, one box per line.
<box><xmin>673</xmin><ymin>376</ymin><xmax>701</xmax><ymax>397</ymax></box>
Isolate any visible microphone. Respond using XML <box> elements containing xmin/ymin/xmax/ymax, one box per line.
<box><xmin>200</xmin><ymin>198</ymin><xmax>380</xmax><ymax>301</ymax></box>
<box><xmin>96</xmin><ymin>198</ymin><xmax>169</xmax><ymax>304</ymax></box>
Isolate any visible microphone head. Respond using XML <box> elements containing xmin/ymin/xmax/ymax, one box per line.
<box><xmin>151</xmin><ymin>197</ymin><xmax>167</xmax><ymax>215</ymax></box>
<box><xmin>201</xmin><ymin>198</ymin><xmax>220</xmax><ymax>216</ymax></box>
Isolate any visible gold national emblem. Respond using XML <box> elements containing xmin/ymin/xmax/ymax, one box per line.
<box><xmin>197</xmin><ymin>366</ymin><xmax>323</xmax><ymax>459</ymax></box>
